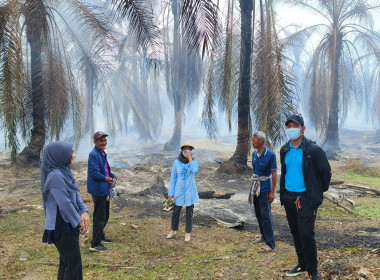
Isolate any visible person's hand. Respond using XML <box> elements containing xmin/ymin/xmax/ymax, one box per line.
<box><xmin>79</xmin><ymin>212</ymin><xmax>90</xmax><ymax>234</ymax></box>
<box><xmin>105</xmin><ymin>177</ymin><xmax>113</xmax><ymax>183</ymax></box>
<box><xmin>106</xmin><ymin>196</ymin><xmax>112</xmax><ymax>201</ymax></box>
<box><xmin>112</xmin><ymin>178</ymin><xmax>117</xmax><ymax>183</ymax></box>
<box><xmin>168</xmin><ymin>196</ymin><xmax>173</xmax><ymax>201</ymax></box>
<box><xmin>268</xmin><ymin>192</ymin><xmax>275</xmax><ymax>203</ymax></box>
<box><xmin>183</xmin><ymin>150</ymin><xmax>193</xmax><ymax>161</ymax></box>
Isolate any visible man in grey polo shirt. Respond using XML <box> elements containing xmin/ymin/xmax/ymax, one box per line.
<box><xmin>280</xmin><ymin>114</ymin><xmax>331</xmax><ymax>280</ymax></box>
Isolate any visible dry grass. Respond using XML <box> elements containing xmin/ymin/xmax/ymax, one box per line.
<box><xmin>344</xmin><ymin>158</ymin><xmax>380</xmax><ymax>178</ymax></box>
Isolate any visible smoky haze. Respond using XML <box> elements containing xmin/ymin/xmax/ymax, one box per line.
<box><xmin>1</xmin><ymin>0</ymin><xmax>379</xmax><ymax>159</ymax></box>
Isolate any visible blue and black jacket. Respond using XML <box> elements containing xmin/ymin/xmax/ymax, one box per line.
<box><xmin>87</xmin><ymin>147</ymin><xmax>116</xmax><ymax>196</ymax></box>
<box><xmin>280</xmin><ymin>137</ymin><xmax>332</xmax><ymax>208</ymax></box>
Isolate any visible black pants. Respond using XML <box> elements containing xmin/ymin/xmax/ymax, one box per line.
<box><xmin>253</xmin><ymin>191</ymin><xmax>275</xmax><ymax>249</ymax></box>
<box><xmin>54</xmin><ymin>232</ymin><xmax>82</xmax><ymax>280</ymax></box>
<box><xmin>171</xmin><ymin>205</ymin><xmax>194</xmax><ymax>233</ymax></box>
<box><xmin>91</xmin><ymin>195</ymin><xmax>109</xmax><ymax>247</ymax></box>
<box><xmin>283</xmin><ymin>191</ymin><xmax>318</xmax><ymax>274</ymax></box>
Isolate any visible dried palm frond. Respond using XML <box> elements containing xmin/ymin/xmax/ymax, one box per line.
<box><xmin>0</xmin><ymin>1</ymin><xmax>26</xmax><ymax>160</ymax></box>
<box><xmin>202</xmin><ymin>0</ymin><xmax>240</xmax><ymax>138</ymax></box>
<box><xmin>251</xmin><ymin>0</ymin><xmax>297</xmax><ymax>147</ymax></box>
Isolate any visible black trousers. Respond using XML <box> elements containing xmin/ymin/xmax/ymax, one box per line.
<box><xmin>171</xmin><ymin>205</ymin><xmax>194</xmax><ymax>233</ymax></box>
<box><xmin>91</xmin><ymin>195</ymin><xmax>109</xmax><ymax>247</ymax></box>
<box><xmin>54</xmin><ymin>232</ymin><xmax>82</xmax><ymax>280</ymax></box>
<box><xmin>253</xmin><ymin>191</ymin><xmax>275</xmax><ymax>249</ymax></box>
<box><xmin>283</xmin><ymin>191</ymin><xmax>318</xmax><ymax>274</ymax></box>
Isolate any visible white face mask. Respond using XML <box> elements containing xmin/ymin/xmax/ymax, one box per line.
<box><xmin>186</xmin><ymin>150</ymin><xmax>191</xmax><ymax>154</ymax></box>
<box><xmin>286</xmin><ymin>127</ymin><xmax>301</xmax><ymax>140</ymax></box>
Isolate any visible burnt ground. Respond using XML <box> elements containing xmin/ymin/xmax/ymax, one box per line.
<box><xmin>1</xmin><ymin>144</ymin><xmax>379</xmax><ymax>252</ymax></box>
<box><xmin>0</xmin><ymin>132</ymin><xmax>379</xmax><ymax>279</ymax></box>
<box><xmin>113</xmin><ymin>184</ymin><xmax>380</xmax><ymax>251</ymax></box>
<box><xmin>106</xmin><ymin>149</ymin><xmax>380</xmax><ymax>251</ymax></box>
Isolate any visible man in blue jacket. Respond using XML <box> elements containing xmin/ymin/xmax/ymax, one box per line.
<box><xmin>280</xmin><ymin>114</ymin><xmax>331</xmax><ymax>280</ymax></box>
<box><xmin>87</xmin><ymin>131</ymin><xmax>117</xmax><ymax>251</ymax></box>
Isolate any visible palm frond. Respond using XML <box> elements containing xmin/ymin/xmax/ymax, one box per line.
<box><xmin>65</xmin><ymin>0</ymin><xmax>113</xmax><ymax>43</ymax></box>
<box><xmin>284</xmin><ymin>0</ymin><xmax>332</xmax><ymax>24</ymax></box>
<box><xmin>111</xmin><ymin>0</ymin><xmax>161</xmax><ymax>56</ymax></box>
<box><xmin>201</xmin><ymin>57</ymin><xmax>218</xmax><ymax>139</ymax></box>
<box><xmin>0</xmin><ymin>3</ymin><xmax>25</xmax><ymax>160</ymax></box>
<box><xmin>180</xmin><ymin>0</ymin><xmax>220</xmax><ymax>57</ymax></box>
<box><xmin>340</xmin><ymin>0</ymin><xmax>373</xmax><ymax>27</ymax></box>
<box><xmin>251</xmin><ymin>1</ymin><xmax>297</xmax><ymax>146</ymax></box>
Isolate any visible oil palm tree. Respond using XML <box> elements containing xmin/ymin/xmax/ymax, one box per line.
<box><xmin>286</xmin><ymin>0</ymin><xmax>380</xmax><ymax>159</ymax></box>
<box><xmin>224</xmin><ymin>0</ymin><xmax>253</xmax><ymax>172</ymax></box>
<box><xmin>109</xmin><ymin>49</ymin><xmax>163</xmax><ymax>139</ymax></box>
<box><xmin>0</xmin><ymin>0</ymin><xmax>112</xmax><ymax>166</ymax></box>
<box><xmin>203</xmin><ymin>0</ymin><xmax>296</xmax><ymax>173</ymax></box>
<box><xmin>114</xmin><ymin>0</ymin><xmax>220</xmax><ymax>150</ymax></box>
<box><xmin>375</xmin><ymin>73</ymin><xmax>380</xmax><ymax>143</ymax></box>
<box><xmin>162</xmin><ymin>0</ymin><xmax>203</xmax><ymax>151</ymax></box>
<box><xmin>203</xmin><ymin>0</ymin><xmax>253</xmax><ymax>173</ymax></box>
<box><xmin>99</xmin><ymin>1</ymin><xmax>163</xmax><ymax>140</ymax></box>
<box><xmin>363</xmin><ymin>58</ymin><xmax>380</xmax><ymax>143</ymax></box>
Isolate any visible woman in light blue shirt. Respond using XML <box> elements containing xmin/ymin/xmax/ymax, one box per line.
<box><xmin>167</xmin><ymin>142</ymin><xmax>199</xmax><ymax>242</ymax></box>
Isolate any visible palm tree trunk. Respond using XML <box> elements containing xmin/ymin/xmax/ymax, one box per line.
<box><xmin>218</xmin><ymin>0</ymin><xmax>253</xmax><ymax>174</ymax></box>
<box><xmin>164</xmin><ymin>104</ymin><xmax>183</xmax><ymax>150</ymax></box>
<box><xmin>83</xmin><ymin>81</ymin><xmax>94</xmax><ymax>137</ymax></box>
<box><xmin>15</xmin><ymin>16</ymin><xmax>45</xmax><ymax>167</ymax></box>
<box><xmin>374</xmin><ymin>129</ymin><xmax>380</xmax><ymax>144</ymax></box>
<box><xmin>323</xmin><ymin>25</ymin><xmax>343</xmax><ymax>159</ymax></box>
<box><xmin>164</xmin><ymin>0</ymin><xmax>183</xmax><ymax>150</ymax></box>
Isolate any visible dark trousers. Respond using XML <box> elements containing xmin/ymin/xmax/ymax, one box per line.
<box><xmin>91</xmin><ymin>195</ymin><xmax>109</xmax><ymax>247</ymax></box>
<box><xmin>283</xmin><ymin>191</ymin><xmax>318</xmax><ymax>274</ymax></box>
<box><xmin>54</xmin><ymin>232</ymin><xmax>82</xmax><ymax>280</ymax></box>
<box><xmin>253</xmin><ymin>191</ymin><xmax>275</xmax><ymax>249</ymax></box>
<box><xmin>171</xmin><ymin>205</ymin><xmax>194</xmax><ymax>233</ymax></box>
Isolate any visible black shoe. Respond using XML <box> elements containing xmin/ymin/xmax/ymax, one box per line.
<box><xmin>309</xmin><ymin>273</ymin><xmax>323</xmax><ymax>280</ymax></box>
<box><xmin>90</xmin><ymin>243</ymin><xmax>109</xmax><ymax>251</ymax></box>
<box><xmin>102</xmin><ymin>237</ymin><xmax>113</xmax><ymax>243</ymax></box>
<box><xmin>285</xmin><ymin>265</ymin><xmax>307</xmax><ymax>277</ymax></box>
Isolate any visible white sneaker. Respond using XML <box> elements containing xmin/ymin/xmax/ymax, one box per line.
<box><xmin>167</xmin><ymin>231</ymin><xmax>177</xmax><ymax>239</ymax></box>
<box><xmin>185</xmin><ymin>233</ymin><xmax>191</xmax><ymax>242</ymax></box>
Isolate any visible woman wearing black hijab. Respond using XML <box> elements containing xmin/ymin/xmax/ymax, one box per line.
<box><xmin>41</xmin><ymin>141</ymin><xmax>89</xmax><ymax>280</ymax></box>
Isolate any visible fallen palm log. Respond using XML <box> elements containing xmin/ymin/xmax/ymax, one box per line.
<box><xmin>323</xmin><ymin>192</ymin><xmax>354</xmax><ymax>213</ymax></box>
<box><xmin>335</xmin><ymin>184</ymin><xmax>380</xmax><ymax>196</ymax></box>
<box><xmin>329</xmin><ymin>179</ymin><xmax>345</xmax><ymax>185</ymax></box>
<box><xmin>199</xmin><ymin>191</ymin><xmax>235</xmax><ymax>199</ymax></box>
<box><xmin>213</xmin><ymin>217</ymin><xmax>245</xmax><ymax>229</ymax></box>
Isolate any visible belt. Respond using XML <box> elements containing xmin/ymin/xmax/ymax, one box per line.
<box><xmin>285</xmin><ymin>190</ymin><xmax>306</xmax><ymax>196</ymax></box>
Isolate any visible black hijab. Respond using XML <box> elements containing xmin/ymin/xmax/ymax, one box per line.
<box><xmin>41</xmin><ymin>141</ymin><xmax>78</xmax><ymax>203</ymax></box>
<box><xmin>177</xmin><ymin>149</ymin><xmax>195</xmax><ymax>164</ymax></box>
<box><xmin>178</xmin><ymin>151</ymin><xmax>189</xmax><ymax>164</ymax></box>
